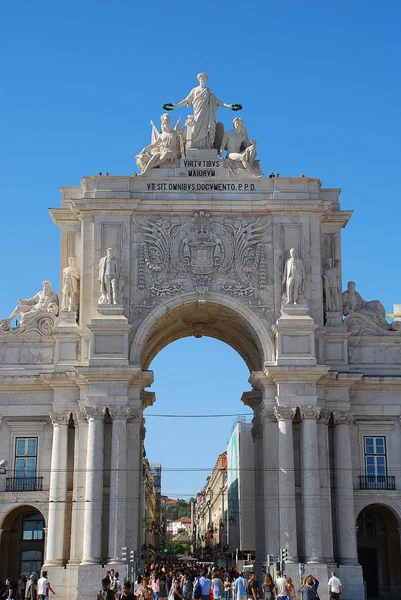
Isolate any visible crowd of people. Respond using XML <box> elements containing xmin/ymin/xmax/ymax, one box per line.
<box><xmin>0</xmin><ymin>571</ymin><xmax>55</xmax><ymax>600</ymax></box>
<box><xmin>97</xmin><ymin>562</ymin><xmax>337</xmax><ymax>600</ymax></box>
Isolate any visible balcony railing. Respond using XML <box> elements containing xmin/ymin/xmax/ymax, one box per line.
<box><xmin>6</xmin><ymin>476</ymin><xmax>43</xmax><ymax>492</ymax></box>
<box><xmin>359</xmin><ymin>475</ymin><xmax>395</xmax><ymax>490</ymax></box>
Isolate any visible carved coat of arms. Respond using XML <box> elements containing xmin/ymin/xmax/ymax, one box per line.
<box><xmin>131</xmin><ymin>211</ymin><xmax>273</xmax><ymax>325</ymax></box>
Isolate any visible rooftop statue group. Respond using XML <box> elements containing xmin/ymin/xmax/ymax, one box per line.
<box><xmin>135</xmin><ymin>72</ymin><xmax>261</xmax><ymax>177</ymax></box>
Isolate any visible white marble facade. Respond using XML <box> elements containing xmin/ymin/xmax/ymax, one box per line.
<box><xmin>1</xmin><ymin>80</ymin><xmax>401</xmax><ymax>599</ymax></box>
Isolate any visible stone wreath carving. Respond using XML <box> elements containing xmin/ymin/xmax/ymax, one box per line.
<box><xmin>131</xmin><ymin>212</ymin><xmax>273</xmax><ymax>323</ymax></box>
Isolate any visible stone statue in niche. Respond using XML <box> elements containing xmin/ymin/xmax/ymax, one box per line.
<box><xmin>219</xmin><ymin>117</ymin><xmax>261</xmax><ymax>178</ymax></box>
<box><xmin>136</xmin><ymin>113</ymin><xmax>183</xmax><ymax>174</ymax></box>
<box><xmin>98</xmin><ymin>248</ymin><xmax>123</xmax><ymax>305</ymax></box>
<box><xmin>167</xmin><ymin>72</ymin><xmax>240</xmax><ymax>150</ymax></box>
<box><xmin>323</xmin><ymin>258</ymin><xmax>341</xmax><ymax>312</ymax></box>
<box><xmin>342</xmin><ymin>281</ymin><xmax>400</xmax><ymax>332</ymax></box>
<box><xmin>61</xmin><ymin>257</ymin><xmax>80</xmax><ymax>312</ymax></box>
<box><xmin>282</xmin><ymin>248</ymin><xmax>306</xmax><ymax>305</ymax></box>
<box><xmin>0</xmin><ymin>280</ymin><xmax>59</xmax><ymax>330</ymax></box>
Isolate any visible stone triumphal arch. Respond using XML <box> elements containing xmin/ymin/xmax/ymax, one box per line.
<box><xmin>1</xmin><ymin>73</ymin><xmax>401</xmax><ymax>600</ymax></box>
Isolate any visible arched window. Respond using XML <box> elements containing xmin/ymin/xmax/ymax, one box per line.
<box><xmin>20</xmin><ymin>549</ymin><xmax>43</xmax><ymax>577</ymax></box>
<box><xmin>22</xmin><ymin>512</ymin><xmax>44</xmax><ymax>540</ymax></box>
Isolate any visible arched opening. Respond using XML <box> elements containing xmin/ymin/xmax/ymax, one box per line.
<box><xmin>357</xmin><ymin>504</ymin><xmax>401</xmax><ymax>598</ymax></box>
<box><xmin>143</xmin><ymin>333</ymin><xmax>255</xmax><ymax>563</ymax></box>
<box><xmin>1</xmin><ymin>505</ymin><xmax>45</xmax><ymax>581</ymax></box>
<box><xmin>131</xmin><ymin>294</ymin><xmax>274</xmax><ymax>371</ymax></box>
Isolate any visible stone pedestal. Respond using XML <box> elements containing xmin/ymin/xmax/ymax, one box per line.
<box><xmin>89</xmin><ymin>306</ymin><xmax>131</xmax><ymax>366</ymax></box>
<box><xmin>325</xmin><ymin>310</ymin><xmax>343</xmax><ymax>329</ymax></box>
<box><xmin>273</xmin><ymin>305</ymin><xmax>318</xmax><ymax>365</ymax></box>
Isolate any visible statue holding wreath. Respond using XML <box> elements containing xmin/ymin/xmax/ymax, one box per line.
<box><xmin>163</xmin><ymin>72</ymin><xmax>242</xmax><ymax>150</ymax></box>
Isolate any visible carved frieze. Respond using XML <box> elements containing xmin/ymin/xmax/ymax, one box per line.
<box><xmin>131</xmin><ymin>212</ymin><xmax>273</xmax><ymax>325</ymax></box>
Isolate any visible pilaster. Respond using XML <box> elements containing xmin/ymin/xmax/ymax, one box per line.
<box><xmin>108</xmin><ymin>405</ymin><xmax>129</xmax><ymax>562</ymax></box>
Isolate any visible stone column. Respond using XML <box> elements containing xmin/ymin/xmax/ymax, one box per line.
<box><xmin>126</xmin><ymin>406</ymin><xmax>142</xmax><ymax>557</ymax></box>
<box><xmin>45</xmin><ymin>411</ymin><xmax>70</xmax><ymax>566</ymax></box>
<box><xmin>300</xmin><ymin>406</ymin><xmax>323</xmax><ymax>562</ymax></box>
<box><xmin>262</xmin><ymin>407</ymin><xmax>279</xmax><ymax>555</ymax></box>
<box><xmin>274</xmin><ymin>405</ymin><xmax>298</xmax><ymax>561</ymax></box>
<box><xmin>250</xmin><ymin>399</ymin><xmax>266</xmax><ymax>575</ymax></box>
<box><xmin>108</xmin><ymin>405</ymin><xmax>129</xmax><ymax>562</ymax></box>
<box><xmin>81</xmin><ymin>406</ymin><xmax>104</xmax><ymax>565</ymax></box>
<box><xmin>69</xmin><ymin>410</ymin><xmax>89</xmax><ymax>564</ymax></box>
<box><xmin>334</xmin><ymin>411</ymin><xmax>358</xmax><ymax>563</ymax></box>
<box><xmin>317</xmin><ymin>410</ymin><xmax>334</xmax><ymax>562</ymax></box>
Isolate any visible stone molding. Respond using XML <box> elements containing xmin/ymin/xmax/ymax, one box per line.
<box><xmin>333</xmin><ymin>411</ymin><xmax>352</xmax><ymax>425</ymax></box>
<box><xmin>49</xmin><ymin>411</ymin><xmax>70</xmax><ymax>426</ymax></box>
<box><xmin>274</xmin><ymin>405</ymin><xmax>296</xmax><ymax>421</ymax></box>
<box><xmin>299</xmin><ymin>406</ymin><xmax>321</xmax><ymax>421</ymax></box>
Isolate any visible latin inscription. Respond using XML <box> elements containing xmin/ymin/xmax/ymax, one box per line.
<box><xmin>146</xmin><ymin>182</ymin><xmax>256</xmax><ymax>192</ymax></box>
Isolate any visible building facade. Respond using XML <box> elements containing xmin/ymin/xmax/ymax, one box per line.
<box><xmin>1</xmin><ymin>75</ymin><xmax>401</xmax><ymax>600</ymax></box>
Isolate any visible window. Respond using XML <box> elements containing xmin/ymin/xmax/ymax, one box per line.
<box><xmin>364</xmin><ymin>436</ymin><xmax>386</xmax><ymax>476</ymax></box>
<box><xmin>357</xmin><ymin>510</ymin><xmax>376</xmax><ymax>540</ymax></box>
<box><xmin>20</xmin><ymin>549</ymin><xmax>43</xmax><ymax>577</ymax></box>
<box><xmin>22</xmin><ymin>512</ymin><xmax>44</xmax><ymax>540</ymax></box>
<box><xmin>15</xmin><ymin>438</ymin><xmax>37</xmax><ymax>479</ymax></box>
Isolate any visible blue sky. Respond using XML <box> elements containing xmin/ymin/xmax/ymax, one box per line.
<box><xmin>2</xmin><ymin>0</ymin><xmax>401</xmax><ymax>497</ymax></box>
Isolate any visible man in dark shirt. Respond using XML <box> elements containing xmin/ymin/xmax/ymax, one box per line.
<box><xmin>247</xmin><ymin>573</ymin><xmax>258</xmax><ymax>600</ymax></box>
<box><xmin>6</xmin><ymin>578</ymin><xmax>17</xmax><ymax>600</ymax></box>
<box><xmin>120</xmin><ymin>582</ymin><xmax>135</xmax><ymax>600</ymax></box>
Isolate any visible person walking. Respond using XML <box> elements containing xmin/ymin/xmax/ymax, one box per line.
<box><xmin>25</xmin><ymin>576</ymin><xmax>37</xmax><ymax>600</ymax></box>
<box><xmin>234</xmin><ymin>573</ymin><xmax>247</xmax><ymax>600</ymax></box>
<box><xmin>247</xmin><ymin>573</ymin><xmax>258</xmax><ymax>600</ymax></box>
<box><xmin>328</xmin><ymin>572</ymin><xmax>342</xmax><ymax>600</ymax></box>
<box><xmin>198</xmin><ymin>571</ymin><xmax>211</xmax><ymax>600</ymax></box>
<box><xmin>151</xmin><ymin>574</ymin><xmax>160</xmax><ymax>600</ymax></box>
<box><xmin>37</xmin><ymin>572</ymin><xmax>55</xmax><ymax>600</ymax></box>
<box><xmin>262</xmin><ymin>575</ymin><xmax>274</xmax><ymax>600</ymax></box>
<box><xmin>274</xmin><ymin>572</ymin><xmax>288</xmax><ymax>600</ymax></box>
<box><xmin>211</xmin><ymin>571</ymin><xmax>223</xmax><ymax>600</ymax></box>
<box><xmin>285</xmin><ymin>578</ymin><xmax>295</xmax><ymax>600</ymax></box>
<box><xmin>159</xmin><ymin>575</ymin><xmax>168</xmax><ymax>600</ymax></box>
<box><xmin>120</xmin><ymin>582</ymin><xmax>135</xmax><ymax>600</ymax></box>
<box><xmin>299</xmin><ymin>576</ymin><xmax>319</xmax><ymax>600</ymax></box>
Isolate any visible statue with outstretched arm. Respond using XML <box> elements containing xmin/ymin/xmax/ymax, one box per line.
<box><xmin>167</xmin><ymin>72</ymin><xmax>241</xmax><ymax>150</ymax></box>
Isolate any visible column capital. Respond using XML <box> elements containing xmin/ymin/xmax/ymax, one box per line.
<box><xmin>127</xmin><ymin>407</ymin><xmax>141</xmax><ymax>423</ymax></box>
<box><xmin>73</xmin><ymin>409</ymin><xmax>89</xmax><ymax>425</ymax></box>
<box><xmin>317</xmin><ymin>409</ymin><xmax>331</xmax><ymax>425</ymax></box>
<box><xmin>109</xmin><ymin>405</ymin><xmax>130</xmax><ymax>421</ymax></box>
<box><xmin>49</xmin><ymin>411</ymin><xmax>70</xmax><ymax>426</ymax></box>
<box><xmin>274</xmin><ymin>406</ymin><xmax>296</xmax><ymax>421</ymax></box>
<box><xmin>251</xmin><ymin>417</ymin><xmax>263</xmax><ymax>441</ymax></box>
<box><xmin>333</xmin><ymin>411</ymin><xmax>352</xmax><ymax>425</ymax></box>
<box><xmin>84</xmin><ymin>406</ymin><xmax>104</xmax><ymax>421</ymax></box>
<box><xmin>299</xmin><ymin>406</ymin><xmax>321</xmax><ymax>421</ymax></box>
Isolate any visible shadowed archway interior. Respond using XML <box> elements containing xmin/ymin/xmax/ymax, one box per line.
<box><xmin>139</xmin><ymin>301</ymin><xmax>266</xmax><ymax>372</ymax></box>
